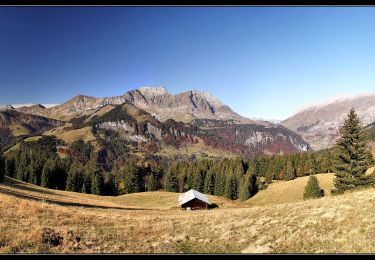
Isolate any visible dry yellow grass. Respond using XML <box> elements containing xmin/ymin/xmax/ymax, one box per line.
<box><xmin>0</xmin><ymin>178</ymin><xmax>134</xmax><ymax>210</ymax></box>
<box><xmin>155</xmin><ymin>138</ymin><xmax>237</xmax><ymax>159</ymax></box>
<box><xmin>43</xmin><ymin>123</ymin><xmax>73</xmax><ymax>136</ymax></box>
<box><xmin>245</xmin><ymin>173</ymin><xmax>335</xmax><ymax>206</ymax></box>
<box><xmin>4</xmin><ymin>175</ymin><xmax>375</xmax><ymax>253</ymax></box>
<box><xmin>53</xmin><ymin>126</ymin><xmax>96</xmax><ymax>145</ymax></box>
<box><xmin>111</xmin><ymin>191</ymin><xmax>241</xmax><ymax>210</ymax></box>
<box><xmin>9</xmin><ymin>124</ymin><xmax>30</xmax><ymax>136</ymax></box>
<box><xmin>2</xmin><ymin>177</ymin><xmax>375</xmax><ymax>253</ymax></box>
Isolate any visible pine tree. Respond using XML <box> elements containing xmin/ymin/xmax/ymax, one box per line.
<box><xmin>304</xmin><ymin>175</ymin><xmax>324</xmax><ymax>199</ymax></box>
<box><xmin>91</xmin><ymin>170</ymin><xmax>103</xmax><ymax>195</ymax></box>
<box><xmin>16</xmin><ymin>152</ymin><xmax>28</xmax><ymax>181</ymax></box>
<box><xmin>54</xmin><ymin>158</ymin><xmax>68</xmax><ymax>190</ymax></box>
<box><xmin>119</xmin><ymin>160</ymin><xmax>144</xmax><ymax>194</ymax></box>
<box><xmin>284</xmin><ymin>160</ymin><xmax>296</xmax><ymax>181</ymax></box>
<box><xmin>204</xmin><ymin>168</ymin><xmax>215</xmax><ymax>195</ymax></box>
<box><xmin>41</xmin><ymin>159</ymin><xmax>55</xmax><ymax>189</ymax></box>
<box><xmin>164</xmin><ymin>168</ymin><xmax>179</xmax><ymax>192</ymax></box>
<box><xmin>111</xmin><ymin>162</ymin><xmax>120</xmax><ymax>194</ymax></box>
<box><xmin>214</xmin><ymin>170</ymin><xmax>225</xmax><ymax>196</ymax></box>
<box><xmin>66</xmin><ymin>162</ymin><xmax>84</xmax><ymax>192</ymax></box>
<box><xmin>89</xmin><ymin>161</ymin><xmax>103</xmax><ymax>195</ymax></box>
<box><xmin>333</xmin><ymin>108</ymin><xmax>375</xmax><ymax>193</ymax></box>
<box><xmin>192</xmin><ymin>168</ymin><xmax>205</xmax><ymax>192</ymax></box>
<box><xmin>84</xmin><ymin>157</ymin><xmax>103</xmax><ymax>195</ymax></box>
<box><xmin>28</xmin><ymin>162</ymin><xmax>38</xmax><ymax>185</ymax></box>
<box><xmin>146</xmin><ymin>173</ymin><xmax>158</xmax><ymax>191</ymax></box>
<box><xmin>224</xmin><ymin>173</ymin><xmax>238</xmax><ymax>200</ymax></box>
<box><xmin>5</xmin><ymin>157</ymin><xmax>15</xmax><ymax>178</ymax></box>
<box><xmin>239</xmin><ymin>173</ymin><xmax>257</xmax><ymax>201</ymax></box>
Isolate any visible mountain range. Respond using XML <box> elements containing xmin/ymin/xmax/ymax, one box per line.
<box><xmin>0</xmin><ymin>87</ymin><xmax>310</xmax><ymax>158</ymax></box>
<box><xmin>11</xmin><ymin>87</ymin><xmax>258</xmax><ymax>124</ymax></box>
<box><xmin>4</xmin><ymin>87</ymin><xmax>375</xmax><ymax>156</ymax></box>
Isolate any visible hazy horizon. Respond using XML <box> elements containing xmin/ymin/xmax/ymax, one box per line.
<box><xmin>2</xmin><ymin>7</ymin><xmax>375</xmax><ymax>120</ymax></box>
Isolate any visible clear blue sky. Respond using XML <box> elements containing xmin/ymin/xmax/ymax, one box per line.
<box><xmin>1</xmin><ymin>7</ymin><xmax>375</xmax><ymax>120</ymax></box>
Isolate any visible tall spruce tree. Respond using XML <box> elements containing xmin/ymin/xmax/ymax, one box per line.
<box><xmin>192</xmin><ymin>168</ymin><xmax>205</xmax><ymax>192</ymax></box>
<box><xmin>41</xmin><ymin>159</ymin><xmax>56</xmax><ymax>189</ymax></box>
<box><xmin>89</xmin><ymin>162</ymin><xmax>103</xmax><ymax>195</ymax></box>
<box><xmin>16</xmin><ymin>152</ymin><xmax>28</xmax><ymax>181</ymax></box>
<box><xmin>239</xmin><ymin>173</ymin><xmax>257</xmax><ymax>201</ymax></box>
<box><xmin>224</xmin><ymin>173</ymin><xmax>238</xmax><ymax>200</ymax></box>
<box><xmin>284</xmin><ymin>160</ymin><xmax>296</xmax><ymax>181</ymax></box>
<box><xmin>304</xmin><ymin>175</ymin><xmax>324</xmax><ymax>199</ymax></box>
<box><xmin>120</xmin><ymin>160</ymin><xmax>144</xmax><ymax>194</ymax></box>
<box><xmin>5</xmin><ymin>157</ymin><xmax>15</xmax><ymax>178</ymax></box>
<box><xmin>66</xmin><ymin>162</ymin><xmax>84</xmax><ymax>192</ymax></box>
<box><xmin>164</xmin><ymin>168</ymin><xmax>179</xmax><ymax>192</ymax></box>
<box><xmin>204</xmin><ymin>168</ymin><xmax>215</xmax><ymax>195</ymax></box>
<box><xmin>54</xmin><ymin>158</ymin><xmax>68</xmax><ymax>190</ymax></box>
<box><xmin>146</xmin><ymin>173</ymin><xmax>158</xmax><ymax>192</ymax></box>
<box><xmin>333</xmin><ymin>108</ymin><xmax>375</xmax><ymax>193</ymax></box>
<box><xmin>214</xmin><ymin>170</ymin><xmax>225</xmax><ymax>196</ymax></box>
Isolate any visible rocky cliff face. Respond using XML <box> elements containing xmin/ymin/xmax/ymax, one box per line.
<box><xmin>192</xmin><ymin>119</ymin><xmax>309</xmax><ymax>157</ymax></box>
<box><xmin>281</xmin><ymin>93</ymin><xmax>375</xmax><ymax>150</ymax></box>
<box><xmin>73</xmin><ymin>104</ymin><xmax>311</xmax><ymax>158</ymax></box>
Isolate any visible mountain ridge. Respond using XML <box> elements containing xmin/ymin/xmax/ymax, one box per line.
<box><xmin>13</xmin><ymin>86</ymin><xmax>263</xmax><ymax>125</ymax></box>
<box><xmin>282</xmin><ymin>92</ymin><xmax>375</xmax><ymax>150</ymax></box>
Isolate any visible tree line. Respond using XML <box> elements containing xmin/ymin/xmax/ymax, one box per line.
<box><xmin>0</xmin><ymin>134</ymin><xmax>336</xmax><ymax>200</ymax></box>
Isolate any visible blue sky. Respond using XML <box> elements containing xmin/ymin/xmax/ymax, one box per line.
<box><xmin>1</xmin><ymin>7</ymin><xmax>375</xmax><ymax>120</ymax></box>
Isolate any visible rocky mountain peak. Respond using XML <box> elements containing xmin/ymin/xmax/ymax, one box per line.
<box><xmin>189</xmin><ymin>89</ymin><xmax>223</xmax><ymax>106</ymax></box>
<box><xmin>137</xmin><ymin>86</ymin><xmax>169</xmax><ymax>97</ymax></box>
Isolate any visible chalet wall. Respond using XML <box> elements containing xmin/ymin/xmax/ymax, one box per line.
<box><xmin>181</xmin><ymin>198</ymin><xmax>209</xmax><ymax>210</ymax></box>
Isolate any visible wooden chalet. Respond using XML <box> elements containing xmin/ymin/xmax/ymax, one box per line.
<box><xmin>178</xmin><ymin>189</ymin><xmax>210</xmax><ymax>210</ymax></box>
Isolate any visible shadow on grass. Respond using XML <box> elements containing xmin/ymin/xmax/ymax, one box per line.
<box><xmin>0</xmin><ymin>179</ymin><xmax>148</xmax><ymax>211</ymax></box>
<box><xmin>4</xmin><ymin>177</ymin><xmax>61</xmax><ymax>196</ymax></box>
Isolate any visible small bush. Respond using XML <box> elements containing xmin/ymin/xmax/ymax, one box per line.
<box><xmin>304</xmin><ymin>175</ymin><xmax>324</xmax><ymax>199</ymax></box>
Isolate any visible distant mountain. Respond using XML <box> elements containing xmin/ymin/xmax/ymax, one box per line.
<box><xmin>11</xmin><ymin>104</ymin><xmax>59</xmax><ymax>109</ymax></box>
<box><xmin>14</xmin><ymin>87</ymin><xmax>261</xmax><ymax>124</ymax></box>
<box><xmin>281</xmin><ymin>93</ymin><xmax>375</xmax><ymax>150</ymax></box>
<box><xmin>0</xmin><ymin>110</ymin><xmax>62</xmax><ymax>149</ymax></box>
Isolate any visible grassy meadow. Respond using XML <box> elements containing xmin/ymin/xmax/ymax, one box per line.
<box><xmin>2</xmin><ymin>174</ymin><xmax>375</xmax><ymax>253</ymax></box>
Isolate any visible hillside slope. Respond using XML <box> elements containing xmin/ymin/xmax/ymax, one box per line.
<box><xmin>245</xmin><ymin>173</ymin><xmax>335</xmax><ymax>206</ymax></box>
<box><xmin>281</xmin><ymin>93</ymin><xmax>375</xmax><ymax>150</ymax></box>
<box><xmin>2</xmin><ymin>175</ymin><xmax>375</xmax><ymax>253</ymax></box>
<box><xmin>0</xmin><ymin>110</ymin><xmax>62</xmax><ymax>149</ymax></box>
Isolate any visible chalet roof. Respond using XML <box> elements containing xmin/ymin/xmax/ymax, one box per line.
<box><xmin>178</xmin><ymin>189</ymin><xmax>210</xmax><ymax>206</ymax></box>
